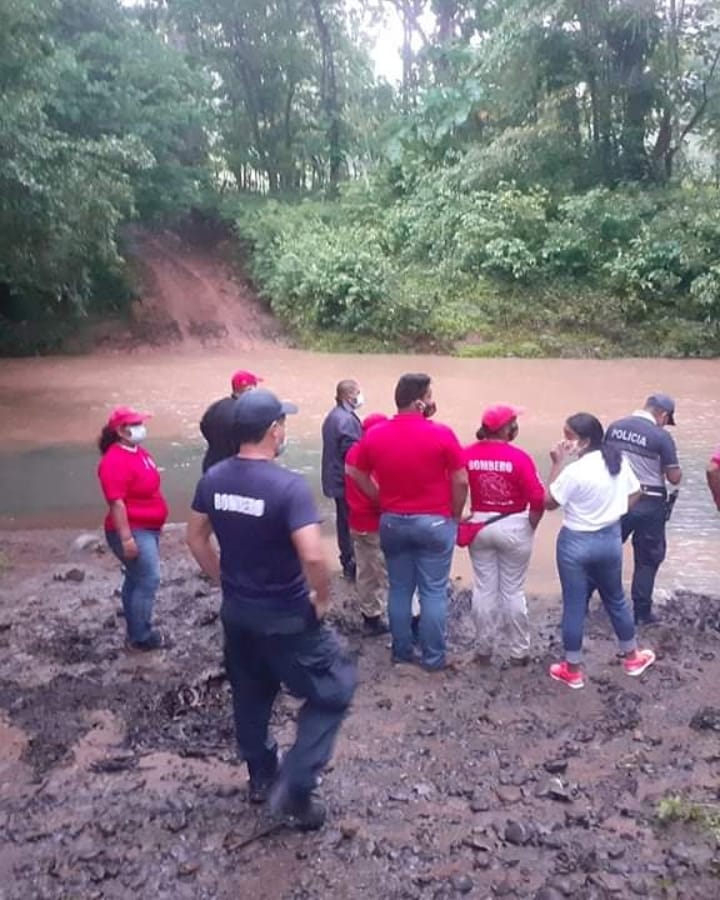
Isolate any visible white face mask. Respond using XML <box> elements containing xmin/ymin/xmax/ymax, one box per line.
<box><xmin>275</xmin><ymin>437</ymin><xmax>287</xmax><ymax>457</ymax></box>
<box><xmin>127</xmin><ymin>424</ymin><xmax>148</xmax><ymax>444</ymax></box>
<box><xmin>351</xmin><ymin>392</ymin><xmax>364</xmax><ymax>410</ymax></box>
<box><xmin>563</xmin><ymin>439</ymin><xmax>582</xmax><ymax>458</ymax></box>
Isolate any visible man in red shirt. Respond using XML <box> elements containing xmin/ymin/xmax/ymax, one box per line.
<box><xmin>348</xmin><ymin>374</ymin><xmax>468</xmax><ymax>671</ymax></box>
<box><xmin>345</xmin><ymin>413</ymin><xmax>389</xmax><ymax>636</ymax></box>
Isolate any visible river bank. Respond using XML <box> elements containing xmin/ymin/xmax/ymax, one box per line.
<box><xmin>1</xmin><ymin>526</ymin><xmax>719</xmax><ymax>899</ymax></box>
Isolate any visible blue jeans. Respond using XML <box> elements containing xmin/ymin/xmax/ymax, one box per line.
<box><xmin>106</xmin><ymin>529</ymin><xmax>161</xmax><ymax>644</ymax></box>
<box><xmin>556</xmin><ymin>524</ymin><xmax>636</xmax><ymax>664</ymax></box>
<box><xmin>379</xmin><ymin>513</ymin><xmax>456</xmax><ymax>670</ymax></box>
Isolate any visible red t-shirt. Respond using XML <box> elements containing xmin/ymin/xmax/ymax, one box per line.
<box><xmin>345</xmin><ymin>440</ymin><xmax>380</xmax><ymax>532</ymax></box>
<box><xmin>98</xmin><ymin>443</ymin><xmax>169</xmax><ymax>532</ymax></box>
<box><xmin>464</xmin><ymin>440</ymin><xmax>545</xmax><ymax>514</ymax></box>
<box><xmin>355</xmin><ymin>414</ymin><xmax>464</xmax><ymax>517</ymax></box>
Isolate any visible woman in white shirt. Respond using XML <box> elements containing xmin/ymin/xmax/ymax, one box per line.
<box><xmin>545</xmin><ymin>413</ymin><xmax>656</xmax><ymax>689</ymax></box>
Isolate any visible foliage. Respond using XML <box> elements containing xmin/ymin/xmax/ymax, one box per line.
<box><xmin>656</xmin><ymin>794</ymin><xmax>720</xmax><ymax>841</ymax></box>
<box><xmin>0</xmin><ymin>0</ymin><xmax>212</xmax><ymax>332</ymax></box>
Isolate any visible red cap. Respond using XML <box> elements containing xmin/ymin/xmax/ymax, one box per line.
<box><xmin>107</xmin><ymin>406</ymin><xmax>152</xmax><ymax>431</ymax></box>
<box><xmin>481</xmin><ymin>404</ymin><xmax>524</xmax><ymax>432</ymax></box>
<box><xmin>361</xmin><ymin>413</ymin><xmax>388</xmax><ymax>432</ymax></box>
<box><xmin>231</xmin><ymin>370</ymin><xmax>262</xmax><ymax>392</ymax></box>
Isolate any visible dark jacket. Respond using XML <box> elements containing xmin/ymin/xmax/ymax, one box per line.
<box><xmin>200</xmin><ymin>396</ymin><xmax>238</xmax><ymax>473</ymax></box>
<box><xmin>321</xmin><ymin>403</ymin><xmax>362</xmax><ymax>498</ymax></box>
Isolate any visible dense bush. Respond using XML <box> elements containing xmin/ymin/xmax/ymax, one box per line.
<box><xmin>231</xmin><ymin>173</ymin><xmax>720</xmax><ymax>353</ymax></box>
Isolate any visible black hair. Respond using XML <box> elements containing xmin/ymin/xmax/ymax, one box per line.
<box><xmin>98</xmin><ymin>425</ymin><xmax>120</xmax><ymax>455</ymax></box>
<box><xmin>565</xmin><ymin>412</ymin><xmax>622</xmax><ymax>476</ymax></box>
<box><xmin>476</xmin><ymin>420</ymin><xmax>517</xmax><ymax>441</ymax></box>
<box><xmin>395</xmin><ymin>373</ymin><xmax>431</xmax><ymax>409</ymax></box>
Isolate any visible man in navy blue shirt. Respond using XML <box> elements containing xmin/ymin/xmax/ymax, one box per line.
<box><xmin>321</xmin><ymin>379</ymin><xmax>363</xmax><ymax>580</ymax></box>
<box><xmin>187</xmin><ymin>389</ymin><xmax>357</xmax><ymax>830</ymax></box>
<box><xmin>605</xmin><ymin>393</ymin><xmax>682</xmax><ymax>624</ymax></box>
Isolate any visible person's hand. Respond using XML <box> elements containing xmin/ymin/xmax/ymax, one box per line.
<box><xmin>550</xmin><ymin>441</ymin><xmax>566</xmax><ymax>464</ymax></box>
<box><xmin>121</xmin><ymin>537</ymin><xmax>139</xmax><ymax>560</ymax></box>
<box><xmin>309</xmin><ymin>589</ymin><xmax>330</xmax><ymax>620</ymax></box>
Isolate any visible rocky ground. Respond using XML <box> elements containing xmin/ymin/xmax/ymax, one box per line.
<box><xmin>0</xmin><ymin>529</ymin><xmax>719</xmax><ymax>900</ymax></box>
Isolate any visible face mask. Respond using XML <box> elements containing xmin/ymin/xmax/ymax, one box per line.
<box><xmin>350</xmin><ymin>392</ymin><xmax>364</xmax><ymax>410</ymax></box>
<box><xmin>127</xmin><ymin>424</ymin><xmax>147</xmax><ymax>444</ymax></box>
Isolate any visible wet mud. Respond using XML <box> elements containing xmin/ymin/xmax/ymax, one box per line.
<box><xmin>0</xmin><ymin>528</ymin><xmax>719</xmax><ymax>899</ymax></box>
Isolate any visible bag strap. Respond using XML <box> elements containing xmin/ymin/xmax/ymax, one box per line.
<box><xmin>479</xmin><ymin>511</ymin><xmax>514</xmax><ymax>527</ymax></box>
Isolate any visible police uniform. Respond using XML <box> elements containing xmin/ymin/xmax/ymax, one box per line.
<box><xmin>605</xmin><ymin>397</ymin><xmax>680</xmax><ymax>622</ymax></box>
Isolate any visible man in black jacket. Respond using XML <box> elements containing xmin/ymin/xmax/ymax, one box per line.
<box><xmin>199</xmin><ymin>369</ymin><xmax>262</xmax><ymax>473</ymax></box>
<box><xmin>321</xmin><ymin>379</ymin><xmax>363</xmax><ymax>580</ymax></box>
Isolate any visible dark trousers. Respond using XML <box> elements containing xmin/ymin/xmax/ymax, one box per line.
<box><xmin>334</xmin><ymin>497</ymin><xmax>355</xmax><ymax>576</ymax></box>
<box><xmin>621</xmin><ymin>497</ymin><xmax>667</xmax><ymax>620</ymax></box>
<box><xmin>221</xmin><ymin>605</ymin><xmax>357</xmax><ymax>796</ymax></box>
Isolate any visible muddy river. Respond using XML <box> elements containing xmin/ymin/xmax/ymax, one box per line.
<box><xmin>1</xmin><ymin>350</ymin><xmax>718</xmax><ymax>595</ymax></box>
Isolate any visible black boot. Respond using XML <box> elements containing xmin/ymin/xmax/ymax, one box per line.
<box><xmin>269</xmin><ymin>781</ymin><xmax>326</xmax><ymax>831</ymax></box>
<box><xmin>362</xmin><ymin>614</ymin><xmax>389</xmax><ymax>637</ymax></box>
<box><xmin>247</xmin><ymin>745</ymin><xmax>279</xmax><ymax>804</ymax></box>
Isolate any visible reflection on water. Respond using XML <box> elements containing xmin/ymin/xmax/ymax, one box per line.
<box><xmin>1</xmin><ymin>351</ymin><xmax>718</xmax><ymax>596</ymax></box>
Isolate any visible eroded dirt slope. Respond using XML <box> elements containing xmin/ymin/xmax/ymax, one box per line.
<box><xmin>0</xmin><ymin>529</ymin><xmax>719</xmax><ymax>899</ymax></box>
<box><xmin>95</xmin><ymin>229</ymin><xmax>285</xmax><ymax>352</ymax></box>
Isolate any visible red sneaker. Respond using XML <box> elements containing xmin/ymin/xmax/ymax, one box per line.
<box><xmin>549</xmin><ymin>661</ymin><xmax>585</xmax><ymax>690</ymax></box>
<box><xmin>624</xmin><ymin>648</ymin><xmax>656</xmax><ymax>677</ymax></box>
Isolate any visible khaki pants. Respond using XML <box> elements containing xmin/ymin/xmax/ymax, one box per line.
<box><xmin>351</xmin><ymin>530</ymin><xmax>387</xmax><ymax>619</ymax></box>
<box><xmin>468</xmin><ymin>514</ymin><xmax>534</xmax><ymax>660</ymax></box>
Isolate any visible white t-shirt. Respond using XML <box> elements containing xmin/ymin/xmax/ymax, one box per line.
<box><xmin>550</xmin><ymin>450</ymin><xmax>640</xmax><ymax>532</ymax></box>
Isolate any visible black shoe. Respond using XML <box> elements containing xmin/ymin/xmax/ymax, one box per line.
<box><xmin>125</xmin><ymin>630</ymin><xmax>170</xmax><ymax>652</ymax></box>
<box><xmin>269</xmin><ymin>782</ymin><xmax>326</xmax><ymax>831</ymax></box>
<box><xmin>362</xmin><ymin>615</ymin><xmax>389</xmax><ymax>637</ymax></box>
<box><xmin>635</xmin><ymin>612</ymin><xmax>662</xmax><ymax>626</ymax></box>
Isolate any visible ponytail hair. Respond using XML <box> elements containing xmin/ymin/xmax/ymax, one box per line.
<box><xmin>565</xmin><ymin>412</ymin><xmax>622</xmax><ymax>476</ymax></box>
<box><xmin>475</xmin><ymin>426</ymin><xmax>488</xmax><ymax>441</ymax></box>
<box><xmin>98</xmin><ymin>425</ymin><xmax>120</xmax><ymax>455</ymax></box>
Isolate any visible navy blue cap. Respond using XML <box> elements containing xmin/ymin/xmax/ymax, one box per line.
<box><xmin>646</xmin><ymin>392</ymin><xmax>676</xmax><ymax>425</ymax></box>
<box><xmin>233</xmin><ymin>388</ymin><xmax>298</xmax><ymax>431</ymax></box>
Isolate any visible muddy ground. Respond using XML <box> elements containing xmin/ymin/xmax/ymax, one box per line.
<box><xmin>0</xmin><ymin>529</ymin><xmax>718</xmax><ymax>900</ymax></box>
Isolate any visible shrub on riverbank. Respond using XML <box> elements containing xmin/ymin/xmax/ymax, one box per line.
<box><xmin>227</xmin><ymin>177</ymin><xmax>720</xmax><ymax>357</ymax></box>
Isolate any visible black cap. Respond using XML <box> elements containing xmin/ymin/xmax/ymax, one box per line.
<box><xmin>232</xmin><ymin>388</ymin><xmax>298</xmax><ymax>431</ymax></box>
<box><xmin>646</xmin><ymin>392</ymin><xmax>676</xmax><ymax>425</ymax></box>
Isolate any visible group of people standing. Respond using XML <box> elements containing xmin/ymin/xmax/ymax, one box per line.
<box><xmin>94</xmin><ymin>367</ymin><xmax>714</xmax><ymax>829</ymax></box>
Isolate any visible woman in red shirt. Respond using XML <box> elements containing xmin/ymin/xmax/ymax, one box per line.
<box><xmin>97</xmin><ymin>406</ymin><xmax>169</xmax><ymax>651</ymax></box>
<box><xmin>463</xmin><ymin>405</ymin><xmax>545</xmax><ymax>665</ymax></box>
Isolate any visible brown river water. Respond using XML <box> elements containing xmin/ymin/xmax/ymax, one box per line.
<box><xmin>1</xmin><ymin>350</ymin><xmax>718</xmax><ymax>596</ymax></box>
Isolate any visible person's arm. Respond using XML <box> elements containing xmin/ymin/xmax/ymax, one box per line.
<box><xmin>186</xmin><ymin>510</ymin><xmax>221</xmax><ymax>583</ymax></box>
<box><xmin>346</xmin><ymin>464</ymin><xmax>379</xmax><ymax>502</ymax></box>
<box><xmin>291</xmin><ymin>523</ymin><xmax>331</xmax><ymax>619</ymax></box>
<box><xmin>707</xmin><ymin>457</ymin><xmax>720</xmax><ymax>511</ymax></box>
<box><xmin>109</xmin><ymin>499</ymin><xmax>138</xmax><ymax>560</ymax></box>
<box><xmin>451</xmin><ymin>467</ymin><xmax>469</xmax><ymax>520</ymax></box>
<box><xmin>665</xmin><ymin>465</ymin><xmax>682</xmax><ymax>486</ymax></box>
<box><xmin>544</xmin><ymin>442</ymin><xmax>572</xmax><ymax>511</ymax></box>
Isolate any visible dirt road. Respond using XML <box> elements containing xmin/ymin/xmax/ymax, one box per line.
<box><xmin>1</xmin><ymin>529</ymin><xmax>718</xmax><ymax>899</ymax></box>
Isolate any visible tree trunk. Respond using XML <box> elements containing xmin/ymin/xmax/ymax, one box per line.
<box><xmin>309</xmin><ymin>0</ymin><xmax>342</xmax><ymax>195</ymax></box>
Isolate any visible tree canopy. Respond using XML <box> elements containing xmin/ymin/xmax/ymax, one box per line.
<box><xmin>2</xmin><ymin>0</ymin><xmax>720</xmax><ymax>354</ymax></box>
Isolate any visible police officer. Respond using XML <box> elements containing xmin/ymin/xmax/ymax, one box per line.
<box><xmin>199</xmin><ymin>369</ymin><xmax>261</xmax><ymax>473</ymax></box>
<box><xmin>321</xmin><ymin>379</ymin><xmax>363</xmax><ymax>580</ymax></box>
<box><xmin>187</xmin><ymin>389</ymin><xmax>357</xmax><ymax>830</ymax></box>
<box><xmin>605</xmin><ymin>393</ymin><xmax>682</xmax><ymax>625</ymax></box>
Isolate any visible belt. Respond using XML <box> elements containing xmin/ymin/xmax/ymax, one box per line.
<box><xmin>640</xmin><ymin>485</ymin><xmax>667</xmax><ymax>499</ymax></box>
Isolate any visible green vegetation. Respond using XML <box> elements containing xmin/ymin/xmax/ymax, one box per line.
<box><xmin>2</xmin><ymin>1</ymin><xmax>720</xmax><ymax>356</ymax></box>
<box><xmin>656</xmin><ymin>794</ymin><xmax>720</xmax><ymax>841</ymax></box>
